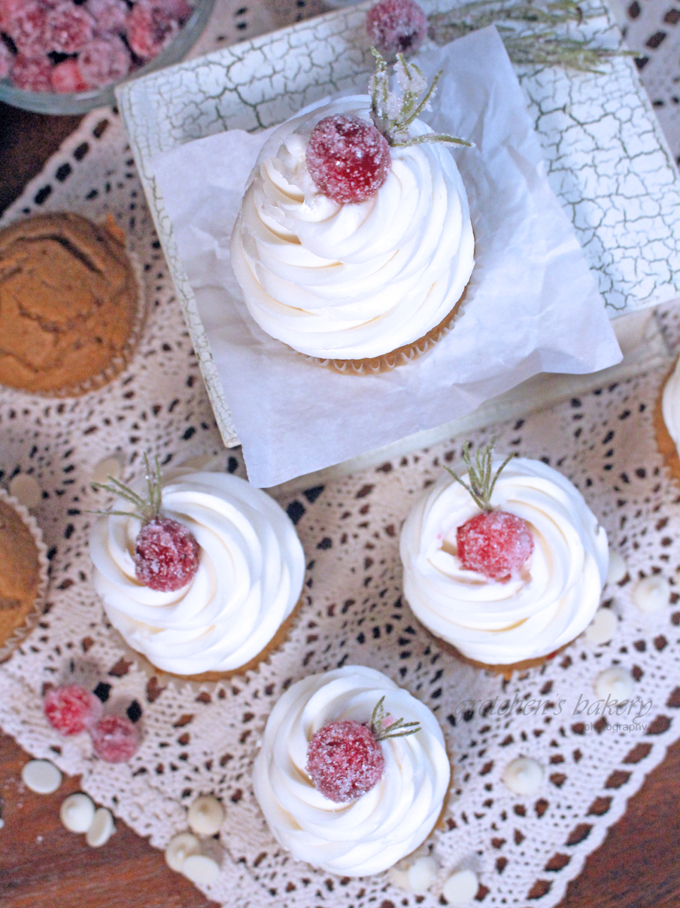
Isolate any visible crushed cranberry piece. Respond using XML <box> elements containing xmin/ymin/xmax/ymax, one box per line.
<box><xmin>51</xmin><ymin>57</ymin><xmax>89</xmax><ymax>92</ymax></box>
<box><xmin>307</xmin><ymin>719</ymin><xmax>385</xmax><ymax>803</ymax></box>
<box><xmin>457</xmin><ymin>510</ymin><xmax>534</xmax><ymax>580</ymax></box>
<box><xmin>11</xmin><ymin>54</ymin><xmax>52</xmax><ymax>91</ymax></box>
<box><xmin>44</xmin><ymin>685</ymin><xmax>103</xmax><ymax>736</ymax></box>
<box><xmin>8</xmin><ymin>1</ymin><xmax>49</xmax><ymax>57</ymax></box>
<box><xmin>45</xmin><ymin>1</ymin><xmax>94</xmax><ymax>53</ymax></box>
<box><xmin>86</xmin><ymin>0</ymin><xmax>128</xmax><ymax>36</ymax></box>
<box><xmin>91</xmin><ymin>714</ymin><xmax>140</xmax><ymax>763</ymax></box>
<box><xmin>366</xmin><ymin>0</ymin><xmax>428</xmax><ymax>57</ymax></box>
<box><xmin>78</xmin><ymin>34</ymin><xmax>130</xmax><ymax>87</ymax></box>
<box><xmin>306</xmin><ymin>114</ymin><xmax>391</xmax><ymax>205</ymax></box>
<box><xmin>127</xmin><ymin>1</ymin><xmax>181</xmax><ymax>59</ymax></box>
<box><xmin>134</xmin><ymin>516</ymin><xmax>200</xmax><ymax>592</ymax></box>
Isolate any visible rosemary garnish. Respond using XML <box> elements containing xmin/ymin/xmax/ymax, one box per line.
<box><xmin>371</xmin><ymin>696</ymin><xmax>421</xmax><ymax>742</ymax></box>
<box><xmin>444</xmin><ymin>439</ymin><xmax>515</xmax><ymax>512</ymax></box>
<box><xmin>91</xmin><ymin>454</ymin><xmax>164</xmax><ymax>522</ymax></box>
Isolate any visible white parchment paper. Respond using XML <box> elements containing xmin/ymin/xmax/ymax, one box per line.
<box><xmin>152</xmin><ymin>27</ymin><xmax>621</xmax><ymax>488</ymax></box>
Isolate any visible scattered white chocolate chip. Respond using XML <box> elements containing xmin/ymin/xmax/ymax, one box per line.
<box><xmin>606</xmin><ymin>550</ymin><xmax>627</xmax><ymax>585</ymax></box>
<box><xmin>165</xmin><ymin>832</ymin><xmax>201</xmax><ymax>872</ymax></box>
<box><xmin>86</xmin><ymin>807</ymin><xmax>116</xmax><ymax>847</ymax></box>
<box><xmin>632</xmin><ymin>575</ymin><xmax>669</xmax><ymax>614</ymax></box>
<box><xmin>187</xmin><ymin>795</ymin><xmax>225</xmax><ymax>836</ymax></box>
<box><xmin>91</xmin><ymin>455</ymin><xmax>123</xmax><ymax>486</ymax></box>
<box><xmin>388</xmin><ymin>854</ymin><xmax>438</xmax><ymax>892</ymax></box>
<box><xmin>60</xmin><ymin>793</ymin><xmax>95</xmax><ymax>833</ymax></box>
<box><xmin>502</xmin><ymin>757</ymin><xmax>545</xmax><ymax>796</ymax></box>
<box><xmin>21</xmin><ymin>759</ymin><xmax>62</xmax><ymax>795</ymax></box>
<box><xmin>585</xmin><ymin>608</ymin><xmax>617</xmax><ymax>645</ymax></box>
<box><xmin>442</xmin><ymin>868</ymin><xmax>479</xmax><ymax>906</ymax></box>
<box><xmin>182</xmin><ymin>853</ymin><xmax>220</xmax><ymax>885</ymax></box>
<box><xmin>595</xmin><ymin>667</ymin><xmax>633</xmax><ymax>701</ymax></box>
<box><xmin>8</xmin><ymin>474</ymin><xmax>41</xmax><ymax>510</ymax></box>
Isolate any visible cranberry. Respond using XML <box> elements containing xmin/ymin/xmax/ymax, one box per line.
<box><xmin>78</xmin><ymin>34</ymin><xmax>130</xmax><ymax>87</ymax></box>
<box><xmin>457</xmin><ymin>510</ymin><xmax>534</xmax><ymax>580</ymax></box>
<box><xmin>306</xmin><ymin>114</ymin><xmax>391</xmax><ymax>205</ymax></box>
<box><xmin>44</xmin><ymin>685</ymin><xmax>103</xmax><ymax>736</ymax></box>
<box><xmin>127</xmin><ymin>1</ymin><xmax>181</xmax><ymax>59</ymax></box>
<box><xmin>91</xmin><ymin>714</ymin><xmax>140</xmax><ymax>763</ymax></box>
<box><xmin>134</xmin><ymin>516</ymin><xmax>200</xmax><ymax>592</ymax></box>
<box><xmin>11</xmin><ymin>54</ymin><xmax>52</xmax><ymax>91</ymax></box>
<box><xmin>9</xmin><ymin>1</ymin><xmax>49</xmax><ymax>57</ymax></box>
<box><xmin>366</xmin><ymin>0</ymin><xmax>428</xmax><ymax>57</ymax></box>
<box><xmin>306</xmin><ymin>719</ymin><xmax>385</xmax><ymax>803</ymax></box>
<box><xmin>87</xmin><ymin>0</ymin><xmax>128</xmax><ymax>36</ymax></box>
<box><xmin>45</xmin><ymin>1</ymin><xmax>94</xmax><ymax>53</ymax></box>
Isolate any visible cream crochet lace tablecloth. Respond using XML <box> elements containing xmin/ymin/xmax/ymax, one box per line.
<box><xmin>1</xmin><ymin>2</ymin><xmax>680</xmax><ymax>907</ymax></box>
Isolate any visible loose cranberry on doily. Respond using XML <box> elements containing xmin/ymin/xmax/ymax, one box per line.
<box><xmin>91</xmin><ymin>714</ymin><xmax>140</xmax><ymax>763</ymax></box>
<box><xmin>86</xmin><ymin>0</ymin><xmax>129</xmax><ymax>36</ymax></box>
<box><xmin>127</xmin><ymin>1</ymin><xmax>182</xmax><ymax>59</ymax></box>
<box><xmin>51</xmin><ymin>58</ymin><xmax>90</xmax><ymax>93</ymax></box>
<box><xmin>78</xmin><ymin>34</ymin><xmax>131</xmax><ymax>88</ymax></box>
<box><xmin>7</xmin><ymin>1</ymin><xmax>49</xmax><ymax>57</ymax></box>
<box><xmin>306</xmin><ymin>114</ymin><xmax>391</xmax><ymax>205</ymax></box>
<box><xmin>44</xmin><ymin>685</ymin><xmax>104</xmax><ymax>736</ymax></box>
<box><xmin>366</xmin><ymin>0</ymin><xmax>428</xmax><ymax>57</ymax></box>
<box><xmin>45</xmin><ymin>1</ymin><xmax>95</xmax><ymax>54</ymax></box>
<box><xmin>11</xmin><ymin>54</ymin><xmax>52</xmax><ymax>91</ymax></box>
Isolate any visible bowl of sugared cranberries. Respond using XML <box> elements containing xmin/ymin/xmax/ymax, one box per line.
<box><xmin>0</xmin><ymin>0</ymin><xmax>215</xmax><ymax>114</ymax></box>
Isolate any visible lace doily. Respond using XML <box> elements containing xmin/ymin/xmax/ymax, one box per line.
<box><xmin>1</xmin><ymin>2</ymin><xmax>680</xmax><ymax>907</ymax></box>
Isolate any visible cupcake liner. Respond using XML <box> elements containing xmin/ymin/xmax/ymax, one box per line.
<box><xmin>654</xmin><ymin>361</ymin><xmax>680</xmax><ymax>484</ymax></box>
<box><xmin>0</xmin><ymin>488</ymin><xmax>49</xmax><ymax>663</ymax></box>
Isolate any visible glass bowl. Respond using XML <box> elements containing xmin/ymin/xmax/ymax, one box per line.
<box><xmin>0</xmin><ymin>0</ymin><xmax>216</xmax><ymax>115</ymax></box>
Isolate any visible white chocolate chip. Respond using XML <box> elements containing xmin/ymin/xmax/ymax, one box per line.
<box><xmin>60</xmin><ymin>793</ymin><xmax>95</xmax><ymax>833</ymax></box>
<box><xmin>632</xmin><ymin>575</ymin><xmax>669</xmax><ymax>613</ymax></box>
<box><xmin>182</xmin><ymin>853</ymin><xmax>220</xmax><ymax>885</ymax></box>
<box><xmin>606</xmin><ymin>550</ymin><xmax>627</xmax><ymax>585</ymax></box>
<box><xmin>595</xmin><ymin>667</ymin><xmax>633</xmax><ymax>701</ymax></box>
<box><xmin>165</xmin><ymin>832</ymin><xmax>201</xmax><ymax>872</ymax></box>
<box><xmin>86</xmin><ymin>807</ymin><xmax>116</xmax><ymax>847</ymax></box>
<box><xmin>21</xmin><ymin>759</ymin><xmax>62</xmax><ymax>795</ymax></box>
<box><xmin>9</xmin><ymin>474</ymin><xmax>41</xmax><ymax>510</ymax></box>
<box><xmin>91</xmin><ymin>455</ymin><xmax>123</xmax><ymax>486</ymax></box>
<box><xmin>388</xmin><ymin>854</ymin><xmax>439</xmax><ymax>892</ymax></box>
<box><xmin>502</xmin><ymin>757</ymin><xmax>545</xmax><ymax>795</ymax></box>
<box><xmin>442</xmin><ymin>869</ymin><xmax>479</xmax><ymax>906</ymax></box>
<box><xmin>585</xmin><ymin>608</ymin><xmax>617</xmax><ymax>645</ymax></box>
<box><xmin>187</xmin><ymin>795</ymin><xmax>225</xmax><ymax>836</ymax></box>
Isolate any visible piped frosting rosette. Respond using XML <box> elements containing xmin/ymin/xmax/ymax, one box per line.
<box><xmin>89</xmin><ymin>472</ymin><xmax>305</xmax><ymax>676</ymax></box>
<box><xmin>400</xmin><ymin>458</ymin><xmax>609</xmax><ymax>666</ymax></box>
<box><xmin>252</xmin><ymin>665</ymin><xmax>450</xmax><ymax>877</ymax></box>
<box><xmin>230</xmin><ymin>95</ymin><xmax>475</xmax><ymax>362</ymax></box>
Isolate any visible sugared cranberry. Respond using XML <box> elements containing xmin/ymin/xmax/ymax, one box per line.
<box><xmin>9</xmin><ymin>2</ymin><xmax>49</xmax><ymax>57</ymax></box>
<box><xmin>78</xmin><ymin>34</ymin><xmax>130</xmax><ymax>87</ymax></box>
<box><xmin>0</xmin><ymin>0</ymin><xmax>25</xmax><ymax>33</ymax></box>
<box><xmin>306</xmin><ymin>719</ymin><xmax>385</xmax><ymax>803</ymax></box>
<box><xmin>0</xmin><ymin>41</ymin><xmax>11</xmax><ymax>80</ymax></box>
<box><xmin>87</xmin><ymin>0</ymin><xmax>128</xmax><ymax>36</ymax></box>
<box><xmin>134</xmin><ymin>516</ymin><xmax>200</xmax><ymax>592</ymax></box>
<box><xmin>127</xmin><ymin>1</ymin><xmax>181</xmax><ymax>59</ymax></box>
<box><xmin>91</xmin><ymin>714</ymin><xmax>140</xmax><ymax>763</ymax></box>
<box><xmin>45</xmin><ymin>1</ymin><xmax>94</xmax><ymax>53</ymax></box>
<box><xmin>366</xmin><ymin>0</ymin><xmax>428</xmax><ymax>57</ymax></box>
<box><xmin>11</xmin><ymin>54</ymin><xmax>52</xmax><ymax>91</ymax></box>
<box><xmin>51</xmin><ymin>58</ymin><xmax>90</xmax><ymax>92</ymax></box>
<box><xmin>457</xmin><ymin>510</ymin><xmax>534</xmax><ymax>580</ymax></box>
<box><xmin>306</xmin><ymin>114</ymin><xmax>391</xmax><ymax>205</ymax></box>
<box><xmin>44</xmin><ymin>685</ymin><xmax>103</xmax><ymax>736</ymax></box>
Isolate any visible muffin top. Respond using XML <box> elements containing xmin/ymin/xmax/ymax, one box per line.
<box><xmin>0</xmin><ymin>212</ymin><xmax>139</xmax><ymax>394</ymax></box>
<box><xmin>0</xmin><ymin>499</ymin><xmax>42</xmax><ymax>650</ymax></box>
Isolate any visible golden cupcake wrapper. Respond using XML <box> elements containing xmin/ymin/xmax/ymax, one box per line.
<box><xmin>654</xmin><ymin>362</ymin><xmax>680</xmax><ymax>484</ymax></box>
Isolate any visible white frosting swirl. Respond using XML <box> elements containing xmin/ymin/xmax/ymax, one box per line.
<box><xmin>89</xmin><ymin>472</ymin><xmax>305</xmax><ymax>675</ymax></box>
<box><xmin>400</xmin><ymin>458</ymin><xmax>608</xmax><ymax>665</ymax></box>
<box><xmin>252</xmin><ymin>665</ymin><xmax>450</xmax><ymax>877</ymax></box>
<box><xmin>662</xmin><ymin>356</ymin><xmax>680</xmax><ymax>450</ymax></box>
<box><xmin>230</xmin><ymin>95</ymin><xmax>475</xmax><ymax>360</ymax></box>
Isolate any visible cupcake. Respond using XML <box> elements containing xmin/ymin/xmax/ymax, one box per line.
<box><xmin>252</xmin><ymin>665</ymin><xmax>450</xmax><ymax>877</ymax></box>
<box><xmin>230</xmin><ymin>54</ymin><xmax>474</xmax><ymax>374</ymax></box>
<box><xmin>0</xmin><ymin>212</ymin><xmax>142</xmax><ymax>395</ymax></box>
<box><xmin>0</xmin><ymin>488</ymin><xmax>49</xmax><ymax>662</ymax></box>
<box><xmin>400</xmin><ymin>442</ymin><xmax>609</xmax><ymax>675</ymax></box>
<box><xmin>655</xmin><ymin>357</ymin><xmax>680</xmax><ymax>481</ymax></box>
<box><xmin>89</xmin><ymin>458</ymin><xmax>306</xmax><ymax>678</ymax></box>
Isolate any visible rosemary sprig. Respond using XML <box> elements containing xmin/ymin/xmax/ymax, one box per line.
<box><xmin>371</xmin><ymin>696</ymin><xmax>421</xmax><ymax>742</ymax></box>
<box><xmin>91</xmin><ymin>454</ymin><xmax>164</xmax><ymax>522</ymax></box>
<box><xmin>444</xmin><ymin>439</ymin><xmax>515</xmax><ymax>512</ymax></box>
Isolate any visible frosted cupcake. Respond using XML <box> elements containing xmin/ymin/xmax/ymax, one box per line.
<box><xmin>656</xmin><ymin>357</ymin><xmax>680</xmax><ymax>482</ymax></box>
<box><xmin>252</xmin><ymin>665</ymin><xmax>450</xmax><ymax>877</ymax></box>
<box><xmin>89</xmin><ymin>458</ymin><xmax>305</xmax><ymax>678</ymax></box>
<box><xmin>230</xmin><ymin>54</ymin><xmax>474</xmax><ymax>374</ymax></box>
<box><xmin>400</xmin><ymin>441</ymin><xmax>609</xmax><ymax>674</ymax></box>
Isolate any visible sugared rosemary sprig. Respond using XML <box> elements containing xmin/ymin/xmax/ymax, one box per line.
<box><xmin>370</xmin><ymin>696</ymin><xmax>421</xmax><ymax>742</ymax></box>
<box><xmin>91</xmin><ymin>453</ymin><xmax>163</xmax><ymax>522</ymax></box>
<box><xmin>369</xmin><ymin>49</ymin><xmax>471</xmax><ymax>148</ymax></box>
<box><xmin>444</xmin><ymin>439</ymin><xmax>515</xmax><ymax>512</ymax></box>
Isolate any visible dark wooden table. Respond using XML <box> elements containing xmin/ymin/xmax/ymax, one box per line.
<box><xmin>1</xmin><ymin>101</ymin><xmax>679</xmax><ymax>908</ymax></box>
